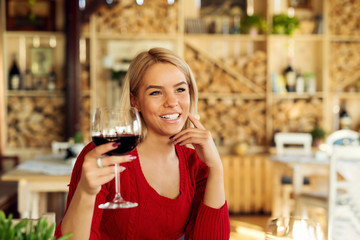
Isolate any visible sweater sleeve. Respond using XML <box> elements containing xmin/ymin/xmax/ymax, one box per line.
<box><xmin>54</xmin><ymin>142</ymin><xmax>95</xmax><ymax>238</ymax></box>
<box><xmin>183</xmin><ymin>147</ymin><xmax>230</xmax><ymax>240</ymax></box>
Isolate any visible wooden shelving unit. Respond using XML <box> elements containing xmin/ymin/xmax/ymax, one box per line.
<box><xmin>1</xmin><ymin>0</ymin><xmax>360</xmax><ymax>156</ymax></box>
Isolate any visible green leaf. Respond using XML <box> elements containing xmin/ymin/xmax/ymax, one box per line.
<box><xmin>56</xmin><ymin>233</ymin><xmax>73</xmax><ymax>240</ymax></box>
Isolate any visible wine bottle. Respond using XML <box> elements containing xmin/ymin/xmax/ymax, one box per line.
<box><xmin>8</xmin><ymin>54</ymin><xmax>22</xmax><ymax>90</ymax></box>
<box><xmin>284</xmin><ymin>58</ymin><xmax>296</xmax><ymax>92</ymax></box>
<box><xmin>23</xmin><ymin>64</ymin><xmax>33</xmax><ymax>90</ymax></box>
<box><xmin>47</xmin><ymin>66</ymin><xmax>56</xmax><ymax>91</ymax></box>
<box><xmin>295</xmin><ymin>72</ymin><xmax>304</xmax><ymax>93</ymax></box>
<box><xmin>339</xmin><ymin>102</ymin><xmax>351</xmax><ymax>129</ymax></box>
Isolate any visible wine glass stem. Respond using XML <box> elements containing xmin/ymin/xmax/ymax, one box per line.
<box><xmin>114</xmin><ymin>163</ymin><xmax>124</xmax><ymax>202</ymax></box>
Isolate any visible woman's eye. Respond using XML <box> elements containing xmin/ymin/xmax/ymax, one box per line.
<box><xmin>149</xmin><ymin>91</ymin><xmax>161</xmax><ymax>96</ymax></box>
<box><xmin>176</xmin><ymin>88</ymin><xmax>186</xmax><ymax>93</ymax></box>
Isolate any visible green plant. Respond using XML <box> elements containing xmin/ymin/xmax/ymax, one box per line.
<box><xmin>309</xmin><ymin>125</ymin><xmax>326</xmax><ymax>141</ymax></box>
<box><xmin>272</xmin><ymin>14</ymin><xmax>299</xmax><ymax>35</ymax></box>
<box><xmin>240</xmin><ymin>14</ymin><xmax>267</xmax><ymax>34</ymax></box>
<box><xmin>0</xmin><ymin>211</ymin><xmax>72</xmax><ymax>240</ymax></box>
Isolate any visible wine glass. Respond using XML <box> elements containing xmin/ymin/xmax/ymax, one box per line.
<box><xmin>91</xmin><ymin>107</ymin><xmax>141</xmax><ymax>209</ymax></box>
<box><xmin>265</xmin><ymin>216</ymin><xmax>324</xmax><ymax>240</ymax></box>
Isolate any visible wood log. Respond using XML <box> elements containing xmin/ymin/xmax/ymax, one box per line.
<box><xmin>7</xmin><ymin>97</ymin><xmax>66</xmax><ymax>148</ymax></box>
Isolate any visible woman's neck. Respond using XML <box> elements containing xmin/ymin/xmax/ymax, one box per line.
<box><xmin>137</xmin><ymin>133</ymin><xmax>176</xmax><ymax>162</ymax></box>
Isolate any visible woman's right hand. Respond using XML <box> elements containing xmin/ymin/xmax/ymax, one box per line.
<box><xmin>77</xmin><ymin>142</ymin><xmax>134</xmax><ymax>196</ymax></box>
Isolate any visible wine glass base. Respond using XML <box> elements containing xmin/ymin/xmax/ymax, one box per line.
<box><xmin>98</xmin><ymin>201</ymin><xmax>138</xmax><ymax>209</ymax></box>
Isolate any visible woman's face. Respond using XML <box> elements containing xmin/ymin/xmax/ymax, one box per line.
<box><xmin>133</xmin><ymin>62</ymin><xmax>191</xmax><ymax>138</ymax></box>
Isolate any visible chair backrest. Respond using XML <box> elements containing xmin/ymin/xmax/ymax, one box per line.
<box><xmin>51</xmin><ymin>141</ymin><xmax>70</xmax><ymax>154</ymax></box>
<box><xmin>327</xmin><ymin>145</ymin><xmax>360</xmax><ymax>240</ymax></box>
<box><xmin>325</xmin><ymin>129</ymin><xmax>359</xmax><ymax>155</ymax></box>
<box><xmin>274</xmin><ymin>132</ymin><xmax>313</xmax><ymax>156</ymax></box>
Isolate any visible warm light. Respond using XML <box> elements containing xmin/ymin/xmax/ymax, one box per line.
<box><xmin>274</xmin><ymin>0</ymin><xmax>281</xmax><ymax>14</ymax></box>
<box><xmin>288</xmin><ymin>7</ymin><xmax>295</xmax><ymax>17</ymax></box>
<box><xmin>49</xmin><ymin>36</ymin><xmax>57</xmax><ymax>48</ymax></box>
<box><xmin>247</xmin><ymin>0</ymin><xmax>254</xmax><ymax>16</ymax></box>
<box><xmin>33</xmin><ymin>36</ymin><xmax>40</xmax><ymax>47</ymax></box>
<box><xmin>136</xmin><ymin>0</ymin><xmax>143</xmax><ymax>5</ymax></box>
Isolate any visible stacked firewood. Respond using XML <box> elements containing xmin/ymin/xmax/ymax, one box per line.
<box><xmin>330</xmin><ymin>42</ymin><xmax>360</xmax><ymax>91</ymax></box>
<box><xmin>94</xmin><ymin>0</ymin><xmax>178</xmax><ymax>34</ymax></box>
<box><xmin>223</xmin><ymin>50</ymin><xmax>267</xmax><ymax>91</ymax></box>
<box><xmin>329</xmin><ymin>0</ymin><xmax>360</xmax><ymax>35</ymax></box>
<box><xmin>198</xmin><ymin>98</ymin><xmax>266</xmax><ymax>148</ymax></box>
<box><xmin>185</xmin><ymin>46</ymin><xmax>265</xmax><ymax>94</ymax></box>
<box><xmin>271</xmin><ymin>98</ymin><xmax>323</xmax><ymax>134</ymax></box>
<box><xmin>7</xmin><ymin>97</ymin><xmax>66</xmax><ymax>148</ymax></box>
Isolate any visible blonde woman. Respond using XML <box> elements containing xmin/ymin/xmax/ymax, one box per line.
<box><xmin>55</xmin><ymin>48</ymin><xmax>230</xmax><ymax>240</ymax></box>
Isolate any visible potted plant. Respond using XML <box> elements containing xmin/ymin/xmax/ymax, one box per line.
<box><xmin>272</xmin><ymin>13</ymin><xmax>299</xmax><ymax>35</ymax></box>
<box><xmin>309</xmin><ymin>124</ymin><xmax>326</xmax><ymax>147</ymax></box>
<box><xmin>240</xmin><ymin>14</ymin><xmax>267</xmax><ymax>35</ymax></box>
<box><xmin>0</xmin><ymin>210</ymin><xmax>72</xmax><ymax>240</ymax></box>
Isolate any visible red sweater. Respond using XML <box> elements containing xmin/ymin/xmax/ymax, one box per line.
<box><xmin>55</xmin><ymin>142</ymin><xmax>230</xmax><ymax>239</ymax></box>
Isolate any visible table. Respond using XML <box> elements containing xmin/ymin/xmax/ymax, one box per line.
<box><xmin>271</xmin><ymin>153</ymin><xmax>329</xmax><ymax>217</ymax></box>
<box><xmin>1</xmin><ymin>155</ymin><xmax>72</xmax><ymax>219</ymax></box>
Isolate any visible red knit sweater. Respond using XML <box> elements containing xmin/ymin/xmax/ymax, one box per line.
<box><xmin>55</xmin><ymin>142</ymin><xmax>230</xmax><ymax>239</ymax></box>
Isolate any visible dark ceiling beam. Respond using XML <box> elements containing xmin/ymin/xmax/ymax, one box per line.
<box><xmin>65</xmin><ymin>0</ymin><xmax>81</xmax><ymax>139</ymax></box>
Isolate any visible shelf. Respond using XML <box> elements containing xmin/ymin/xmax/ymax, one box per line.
<box><xmin>268</xmin><ymin>34</ymin><xmax>323</xmax><ymax>41</ymax></box>
<box><xmin>82</xmin><ymin>32</ymin><xmax>180</xmax><ymax>41</ymax></box>
<box><xmin>185</xmin><ymin>34</ymin><xmax>266</xmax><ymax>41</ymax></box>
<box><xmin>271</xmin><ymin>92</ymin><xmax>324</xmax><ymax>100</ymax></box>
<box><xmin>330</xmin><ymin>35</ymin><xmax>360</xmax><ymax>42</ymax></box>
<box><xmin>4</xmin><ymin>31</ymin><xmax>65</xmax><ymax>39</ymax></box>
<box><xmin>199</xmin><ymin>92</ymin><xmax>266</xmax><ymax>100</ymax></box>
<box><xmin>331</xmin><ymin>92</ymin><xmax>360</xmax><ymax>99</ymax></box>
<box><xmin>7</xmin><ymin>90</ymin><xmax>65</xmax><ymax>97</ymax></box>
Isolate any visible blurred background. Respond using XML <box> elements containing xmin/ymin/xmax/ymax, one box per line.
<box><xmin>1</xmin><ymin>0</ymin><xmax>360</xmax><ymax>239</ymax></box>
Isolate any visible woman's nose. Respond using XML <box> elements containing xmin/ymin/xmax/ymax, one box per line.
<box><xmin>164</xmin><ymin>93</ymin><xmax>178</xmax><ymax>107</ymax></box>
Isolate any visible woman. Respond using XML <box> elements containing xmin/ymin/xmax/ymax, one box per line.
<box><xmin>55</xmin><ymin>48</ymin><xmax>230</xmax><ymax>239</ymax></box>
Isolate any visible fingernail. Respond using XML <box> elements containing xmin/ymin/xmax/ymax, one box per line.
<box><xmin>112</xmin><ymin>142</ymin><xmax>121</xmax><ymax>147</ymax></box>
<box><xmin>129</xmin><ymin>155</ymin><xmax>137</xmax><ymax>161</ymax></box>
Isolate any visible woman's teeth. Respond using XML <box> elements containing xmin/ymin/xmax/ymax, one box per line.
<box><xmin>161</xmin><ymin>114</ymin><xmax>180</xmax><ymax>120</ymax></box>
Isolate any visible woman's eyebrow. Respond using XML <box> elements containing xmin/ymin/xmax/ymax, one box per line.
<box><xmin>174</xmin><ymin>81</ymin><xmax>187</xmax><ymax>87</ymax></box>
<box><xmin>145</xmin><ymin>81</ymin><xmax>187</xmax><ymax>91</ymax></box>
<box><xmin>145</xmin><ymin>85</ymin><xmax>162</xmax><ymax>91</ymax></box>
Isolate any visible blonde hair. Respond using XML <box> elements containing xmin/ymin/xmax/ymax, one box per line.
<box><xmin>119</xmin><ymin>47</ymin><xmax>198</xmax><ymax>138</ymax></box>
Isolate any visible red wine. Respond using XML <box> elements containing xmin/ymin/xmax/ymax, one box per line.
<box><xmin>92</xmin><ymin>135</ymin><xmax>140</xmax><ymax>156</ymax></box>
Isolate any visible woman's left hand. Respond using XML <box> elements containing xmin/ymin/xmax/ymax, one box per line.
<box><xmin>170</xmin><ymin>113</ymin><xmax>222</xmax><ymax>169</ymax></box>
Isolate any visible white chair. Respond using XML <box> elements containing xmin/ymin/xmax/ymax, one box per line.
<box><xmin>275</xmin><ymin>132</ymin><xmax>313</xmax><ymax>156</ymax></box>
<box><xmin>273</xmin><ymin>132</ymin><xmax>313</xmax><ymax>217</ymax></box>
<box><xmin>327</xmin><ymin>145</ymin><xmax>360</xmax><ymax>240</ymax></box>
<box><xmin>51</xmin><ymin>141</ymin><xmax>70</xmax><ymax>155</ymax></box>
<box><xmin>299</xmin><ymin>130</ymin><xmax>360</xmax><ymax>238</ymax></box>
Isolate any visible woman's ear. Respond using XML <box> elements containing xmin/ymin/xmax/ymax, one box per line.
<box><xmin>130</xmin><ymin>93</ymin><xmax>140</xmax><ymax>111</ymax></box>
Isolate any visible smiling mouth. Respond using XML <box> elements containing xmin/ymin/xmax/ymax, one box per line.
<box><xmin>160</xmin><ymin>113</ymin><xmax>180</xmax><ymax>120</ymax></box>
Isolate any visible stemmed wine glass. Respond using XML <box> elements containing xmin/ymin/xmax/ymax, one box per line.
<box><xmin>91</xmin><ymin>107</ymin><xmax>141</xmax><ymax>209</ymax></box>
<box><xmin>265</xmin><ymin>216</ymin><xmax>324</xmax><ymax>240</ymax></box>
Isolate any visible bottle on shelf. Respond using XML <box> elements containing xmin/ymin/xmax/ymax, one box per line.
<box><xmin>284</xmin><ymin>58</ymin><xmax>296</xmax><ymax>92</ymax></box>
<box><xmin>339</xmin><ymin>101</ymin><xmax>351</xmax><ymax>129</ymax></box>
<box><xmin>47</xmin><ymin>66</ymin><xmax>56</xmax><ymax>91</ymax></box>
<box><xmin>295</xmin><ymin>72</ymin><xmax>304</xmax><ymax>94</ymax></box>
<box><xmin>8</xmin><ymin>54</ymin><xmax>22</xmax><ymax>90</ymax></box>
<box><xmin>23</xmin><ymin>63</ymin><xmax>33</xmax><ymax>90</ymax></box>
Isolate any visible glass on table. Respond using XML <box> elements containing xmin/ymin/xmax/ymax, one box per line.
<box><xmin>265</xmin><ymin>216</ymin><xmax>324</xmax><ymax>240</ymax></box>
